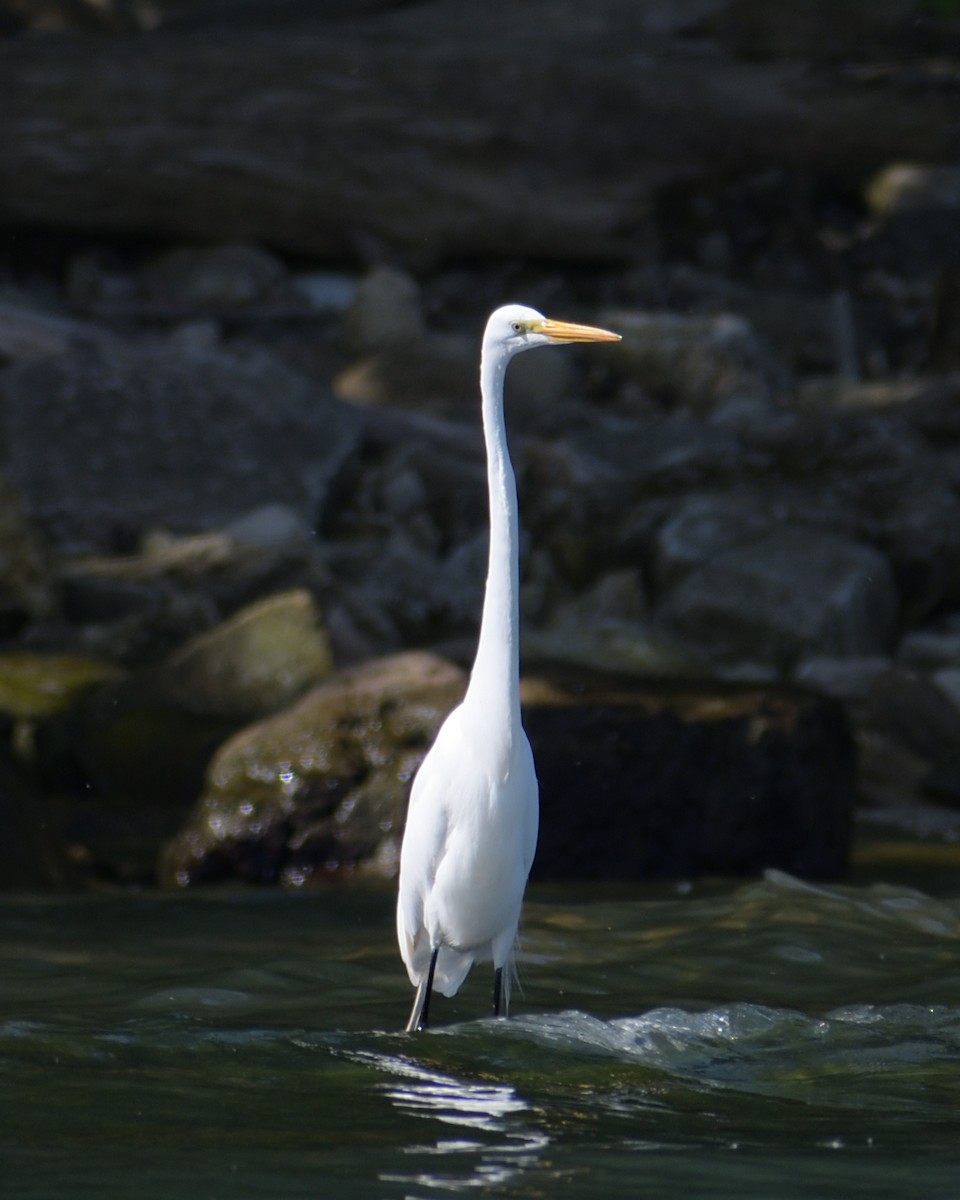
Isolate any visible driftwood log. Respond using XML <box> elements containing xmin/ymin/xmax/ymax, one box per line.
<box><xmin>2</xmin><ymin>0</ymin><xmax>959</xmax><ymax>264</ymax></box>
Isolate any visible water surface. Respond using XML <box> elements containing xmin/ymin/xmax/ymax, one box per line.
<box><xmin>3</xmin><ymin>870</ymin><xmax>960</xmax><ymax>1198</ymax></box>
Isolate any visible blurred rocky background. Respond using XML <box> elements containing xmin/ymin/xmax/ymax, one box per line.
<box><xmin>2</xmin><ymin>0</ymin><xmax>960</xmax><ymax>889</ymax></box>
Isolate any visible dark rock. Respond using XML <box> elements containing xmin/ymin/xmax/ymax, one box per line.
<box><xmin>0</xmin><ymin>339</ymin><xmax>363</xmax><ymax>548</ymax></box>
<box><xmin>649</xmin><ymin>490</ymin><xmax>776</xmax><ymax>596</ymax></box>
<box><xmin>29</xmin><ymin>593</ymin><xmax>335</xmax><ymax>878</ymax></box>
<box><xmin>60</xmin><ymin>528</ymin><xmax>329</xmax><ymax>662</ymax></box>
<box><xmin>655</xmin><ymin>526</ymin><xmax>899</xmax><ymax>671</ymax></box>
<box><xmin>342</xmin><ymin>267</ymin><xmax>424</xmax><ymax>354</ymax></box>
<box><xmin>865</xmin><ymin>667</ymin><xmax>960</xmax><ymax>766</ymax></box>
<box><xmin>525</xmin><ymin>570</ymin><xmax>687</xmax><ymax>677</ymax></box>
<box><xmin>0</xmin><ymin>748</ymin><xmax>71</xmax><ymax>890</ymax></box>
<box><xmin>140</xmin><ymin>242</ymin><xmax>297</xmax><ymax>310</ymax></box>
<box><xmin>523</xmin><ymin>671</ymin><xmax>856</xmax><ymax>880</ymax></box>
<box><xmin>154</xmin><ymin>588</ymin><xmax>334</xmax><ymax>720</ymax></box>
<box><xmin>601</xmin><ymin>309</ymin><xmax>782</xmax><ymax>416</ymax></box>
<box><xmin>2</xmin><ymin>4</ymin><xmax>958</xmax><ymax>264</ymax></box>
<box><xmin>160</xmin><ymin>653</ymin><xmax>855</xmax><ymax>888</ymax></box>
<box><xmin>0</xmin><ymin>294</ymin><xmax>119</xmax><ymax>364</ymax></box>
<box><xmin>0</xmin><ymin>480</ymin><xmax>59</xmax><ymax>635</ymax></box>
<box><xmin>158</xmin><ymin>651</ymin><xmax>467</xmax><ymax>886</ymax></box>
<box><xmin>0</xmin><ymin>651</ymin><xmax>120</xmax><ymax>721</ymax></box>
<box><xmin>792</xmin><ymin>655</ymin><xmax>891</xmax><ymax>703</ymax></box>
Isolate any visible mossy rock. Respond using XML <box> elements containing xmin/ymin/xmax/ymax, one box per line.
<box><xmin>159</xmin><ymin>651</ymin><xmax>466</xmax><ymax>886</ymax></box>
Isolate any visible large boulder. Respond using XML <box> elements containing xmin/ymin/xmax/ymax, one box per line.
<box><xmin>158</xmin><ymin>651</ymin><xmax>466</xmax><ymax>886</ymax></box>
<box><xmin>526</xmin><ymin>672</ymin><xmax>855</xmax><ymax>881</ymax></box>
<box><xmin>159</xmin><ymin>655</ymin><xmax>856</xmax><ymax>887</ymax></box>
<box><xmin>655</xmin><ymin>526</ymin><xmax>899</xmax><ymax>671</ymax></box>
<box><xmin>0</xmin><ymin>338</ymin><xmax>363</xmax><ymax>548</ymax></box>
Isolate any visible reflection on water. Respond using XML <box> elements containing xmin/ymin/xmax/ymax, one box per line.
<box><xmin>351</xmin><ymin>1049</ymin><xmax>550</xmax><ymax>1193</ymax></box>
<box><xmin>2</xmin><ymin>870</ymin><xmax>960</xmax><ymax>1198</ymax></box>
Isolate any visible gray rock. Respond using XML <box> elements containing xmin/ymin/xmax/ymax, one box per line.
<box><xmin>792</xmin><ymin>655</ymin><xmax>891</xmax><ymax>703</ymax></box>
<box><xmin>291</xmin><ymin>271</ymin><xmax>359</xmax><ymax>314</ymax></box>
<box><xmin>59</xmin><ymin>528</ymin><xmax>328</xmax><ymax>662</ymax></box>
<box><xmin>226</xmin><ymin>503</ymin><xmax>314</xmax><ymax>547</ymax></box>
<box><xmin>932</xmin><ymin>667</ymin><xmax>960</xmax><ymax>714</ymax></box>
<box><xmin>0</xmin><ymin>293</ymin><xmax>119</xmax><ymax>364</ymax></box>
<box><xmin>141</xmin><ymin>243</ymin><xmax>296</xmax><ymax>309</ymax></box>
<box><xmin>865</xmin><ymin>667</ymin><xmax>960</xmax><ymax>766</ymax></box>
<box><xmin>600</xmin><ymin>309</ymin><xmax>782</xmax><ymax>415</ymax></box>
<box><xmin>655</xmin><ymin>526</ymin><xmax>899</xmax><ymax>671</ymax></box>
<box><xmin>649</xmin><ymin>490</ymin><xmax>777</xmax><ymax>595</ymax></box>
<box><xmin>157</xmin><ymin>588</ymin><xmax>334</xmax><ymax>720</ymax></box>
<box><xmin>525</xmin><ymin>569</ymin><xmax>690</xmax><ymax>676</ymax></box>
<box><xmin>898</xmin><ymin>618</ymin><xmax>960</xmax><ymax>671</ymax></box>
<box><xmin>0</xmin><ymin>479</ymin><xmax>58</xmax><ymax>631</ymax></box>
<box><xmin>0</xmin><ymin>339</ymin><xmax>363</xmax><ymax>548</ymax></box>
<box><xmin>342</xmin><ymin>266</ymin><xmax>423</xmax><ymax>354</ymax></box>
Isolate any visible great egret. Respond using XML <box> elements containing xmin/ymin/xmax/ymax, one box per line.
<box><xmin>396</xmin><ymin>304</ymin><xmax>620</xmax><ymax>1031</ymax></box>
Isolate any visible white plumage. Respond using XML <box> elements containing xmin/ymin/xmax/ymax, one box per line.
<box><xmin>396</xmin><ymin>304</ymin><xmax>620</xmax><ymax>1031</ymax></box>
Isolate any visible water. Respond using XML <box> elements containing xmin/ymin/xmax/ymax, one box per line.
<box><xmin>3</xmin><ymin>869</ymin><xmax>960</xmax><ymax>1199</ymax></box>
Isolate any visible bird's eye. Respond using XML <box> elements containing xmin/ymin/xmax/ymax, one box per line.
<box><xmin>510</xmin><ymin>321</ymin><xmax>523</xmax><ymax>334</ymax></box>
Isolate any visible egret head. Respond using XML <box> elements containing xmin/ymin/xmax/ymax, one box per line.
<box><xmin>486</xmin><ymin>304</ymin><xmax>621</xmax><ymax>358</ymax></box>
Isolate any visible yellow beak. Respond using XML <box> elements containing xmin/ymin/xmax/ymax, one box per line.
<box><xmin>537</xmin><ymin>318</ymin><xmax>621</xmax><ymax>344</ymax></box>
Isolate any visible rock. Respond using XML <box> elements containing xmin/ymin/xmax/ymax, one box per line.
<box><xmin>898</xmin><ymin>618</ymin><xmax>960</xmax><ymax>671</ymax></box>
<box><xmin>225</xmin><ymin>503</ymin><xmax>314</xmax><ymax>548</ymax></box>
<box><xmin>524</xmin><ymin>670</ymin><xmax>856</xmax><ymax>880</ymax></box>
<box><xmin>156</xmin><ymin>589</ymin><xmax>334</xmax><ymax>720</ymax></box>
<box><xmin>60</xmin><ymin>528</ymin><xmax>328</xmax><ymax>662</ymax></box>
<box><xmin>35</xmin><ymin>592</ymin><xmax>335</xmax><ymax>836</ymax></box>
<box><xmin>328</xmin><ymin>527</ymin><xmax>487</xmax><ymax>650</ymax></box>
<box><xmin>655</xmin><ymin>526</ymin><xmax>899</xmax><ymax>671</ymax></box>
<box><xmin>865</xmin><ymin>667</ymin><xmax>960</xmax><ymax>766</ymax></box>
<box><xmin>0</xmin><ymin>480</ymin><xmax>59</xmax><ymax>634</ymax></box>
<box><xmin>855</xmin><ymin>665</ymin><xmax>960</xmax><ymax>816</ymax></box>
<box><xmin>2</xmin><ymin>4</ymin><xmax>958</xmax><ymax>264</ymax></box>
<box><xmin>160</xmin><ymin>652</ymin><xmax>855</xmax><ymax>888</ymax></box>
<box><xmin>158</xmin><ymin>651</ymin><xmax>467</xmax><ymax>886</ymax></box>
<box><xmin>930</xmin><ymin>270</ymin><xmax>960</xmax><ymax>372</ymax></box>
<box><xmin>866</xmin><ymin>163</ymin><xmax>960</xmax><ymax>218</ymax></box>
<box><xmin>649</xmin><ymin>490</ymin><xmax>777</xmax><ymax>595</ymax></box>
<box><xmin>334</xmin><ymin>328</ymin><xmax>574</xmax><ymax>426</ymax></box>
<box><xmin>140</xmin><ymin>242</ymin><xmax>297</xmax><ymax>309</ymax></box>
<box><xmin>932</xmin><ymin>667</ymin><xmax>960</xmax><ymax>714</ymax></box>
<box><xmin>291</xmin><ymin>271</ymin><xmax>359</xmax><ymax>314</ymax></box>
<box><xmin>334</xmin><ymin>335</ymin><xmax>473</xmax><ymax>415</ymax></box>
<box><xmin>791</xmin><ymin>655</ymin><xmax>891</xmax><ymax>703</ymax></box>
<box><xmin>342</xmin><ymin>267</ymin><xmax>424</xmax><ymax>354</ymax></box>
<box><xmin>0</xmin><ymin>339</ymin><xmax>363</xmax><ymax>548</ymax></box>
<box><xmin>0</xmin><ymin>293</ymin><xmax>119</xmax><ymax>364</ymax></box>
<box><xmin>0</xmin><ymin>652</ymin><xmax>120</xmax><ymax>721</ymax></box>
<box><xmin>0</xmin><ymin>749</ymin><xmax>70</xmax><ymax>890</ymax></box>
<box><xmin>853</xmin><ymin>210</ymin><xmax>960</xmax><ymax>279</ymax></box>
<box><xmin>600</xmin><ymin>309</ymin><xmax>782</xmax><ymax>415</ymax></box>
<box><xmin>710</xmin><ymin>0</ymin><xmax>921</xmax><ymax>59</ymax></box>
<box><xmin>525</xmin><ymin>570</ymin><xmax>689</xmax><ymax>676</ymax></box>
<box><xmin>795</xmin><ymin>378</ymin><xmax>929</xmax><ymax>413</ymax></box>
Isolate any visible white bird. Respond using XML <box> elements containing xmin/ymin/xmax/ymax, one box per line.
<box><xmin>396</xmin><ymin>303</ymin><xmax>621</xmax><ymax>1031</ymax></box>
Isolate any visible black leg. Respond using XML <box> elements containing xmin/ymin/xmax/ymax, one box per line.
<box><xmin>406</xmin><ymin>946</ymin><xmax>439</xmax><ymax>1032</ymax></box>
<box><xmin>420</xmin><ymin>947</ymin><xmax>438</xmax><ymax>1029</ymax></box>
<box><xmin>492</xmin><ymin>966</ymin><xmax>503</xmax><ymax>1018</ymax></box>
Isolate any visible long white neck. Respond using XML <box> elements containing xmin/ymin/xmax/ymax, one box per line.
<box><xmin>464</xmin><ymin>338</ymin><xmax>521</xmax><ymax>737</ymax></box>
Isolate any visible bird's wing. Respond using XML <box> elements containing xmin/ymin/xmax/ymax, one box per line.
<box><xmin>396</xmin><ymin>740</ymin><xmax>452</xmax><ymax>977</ymax></box>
